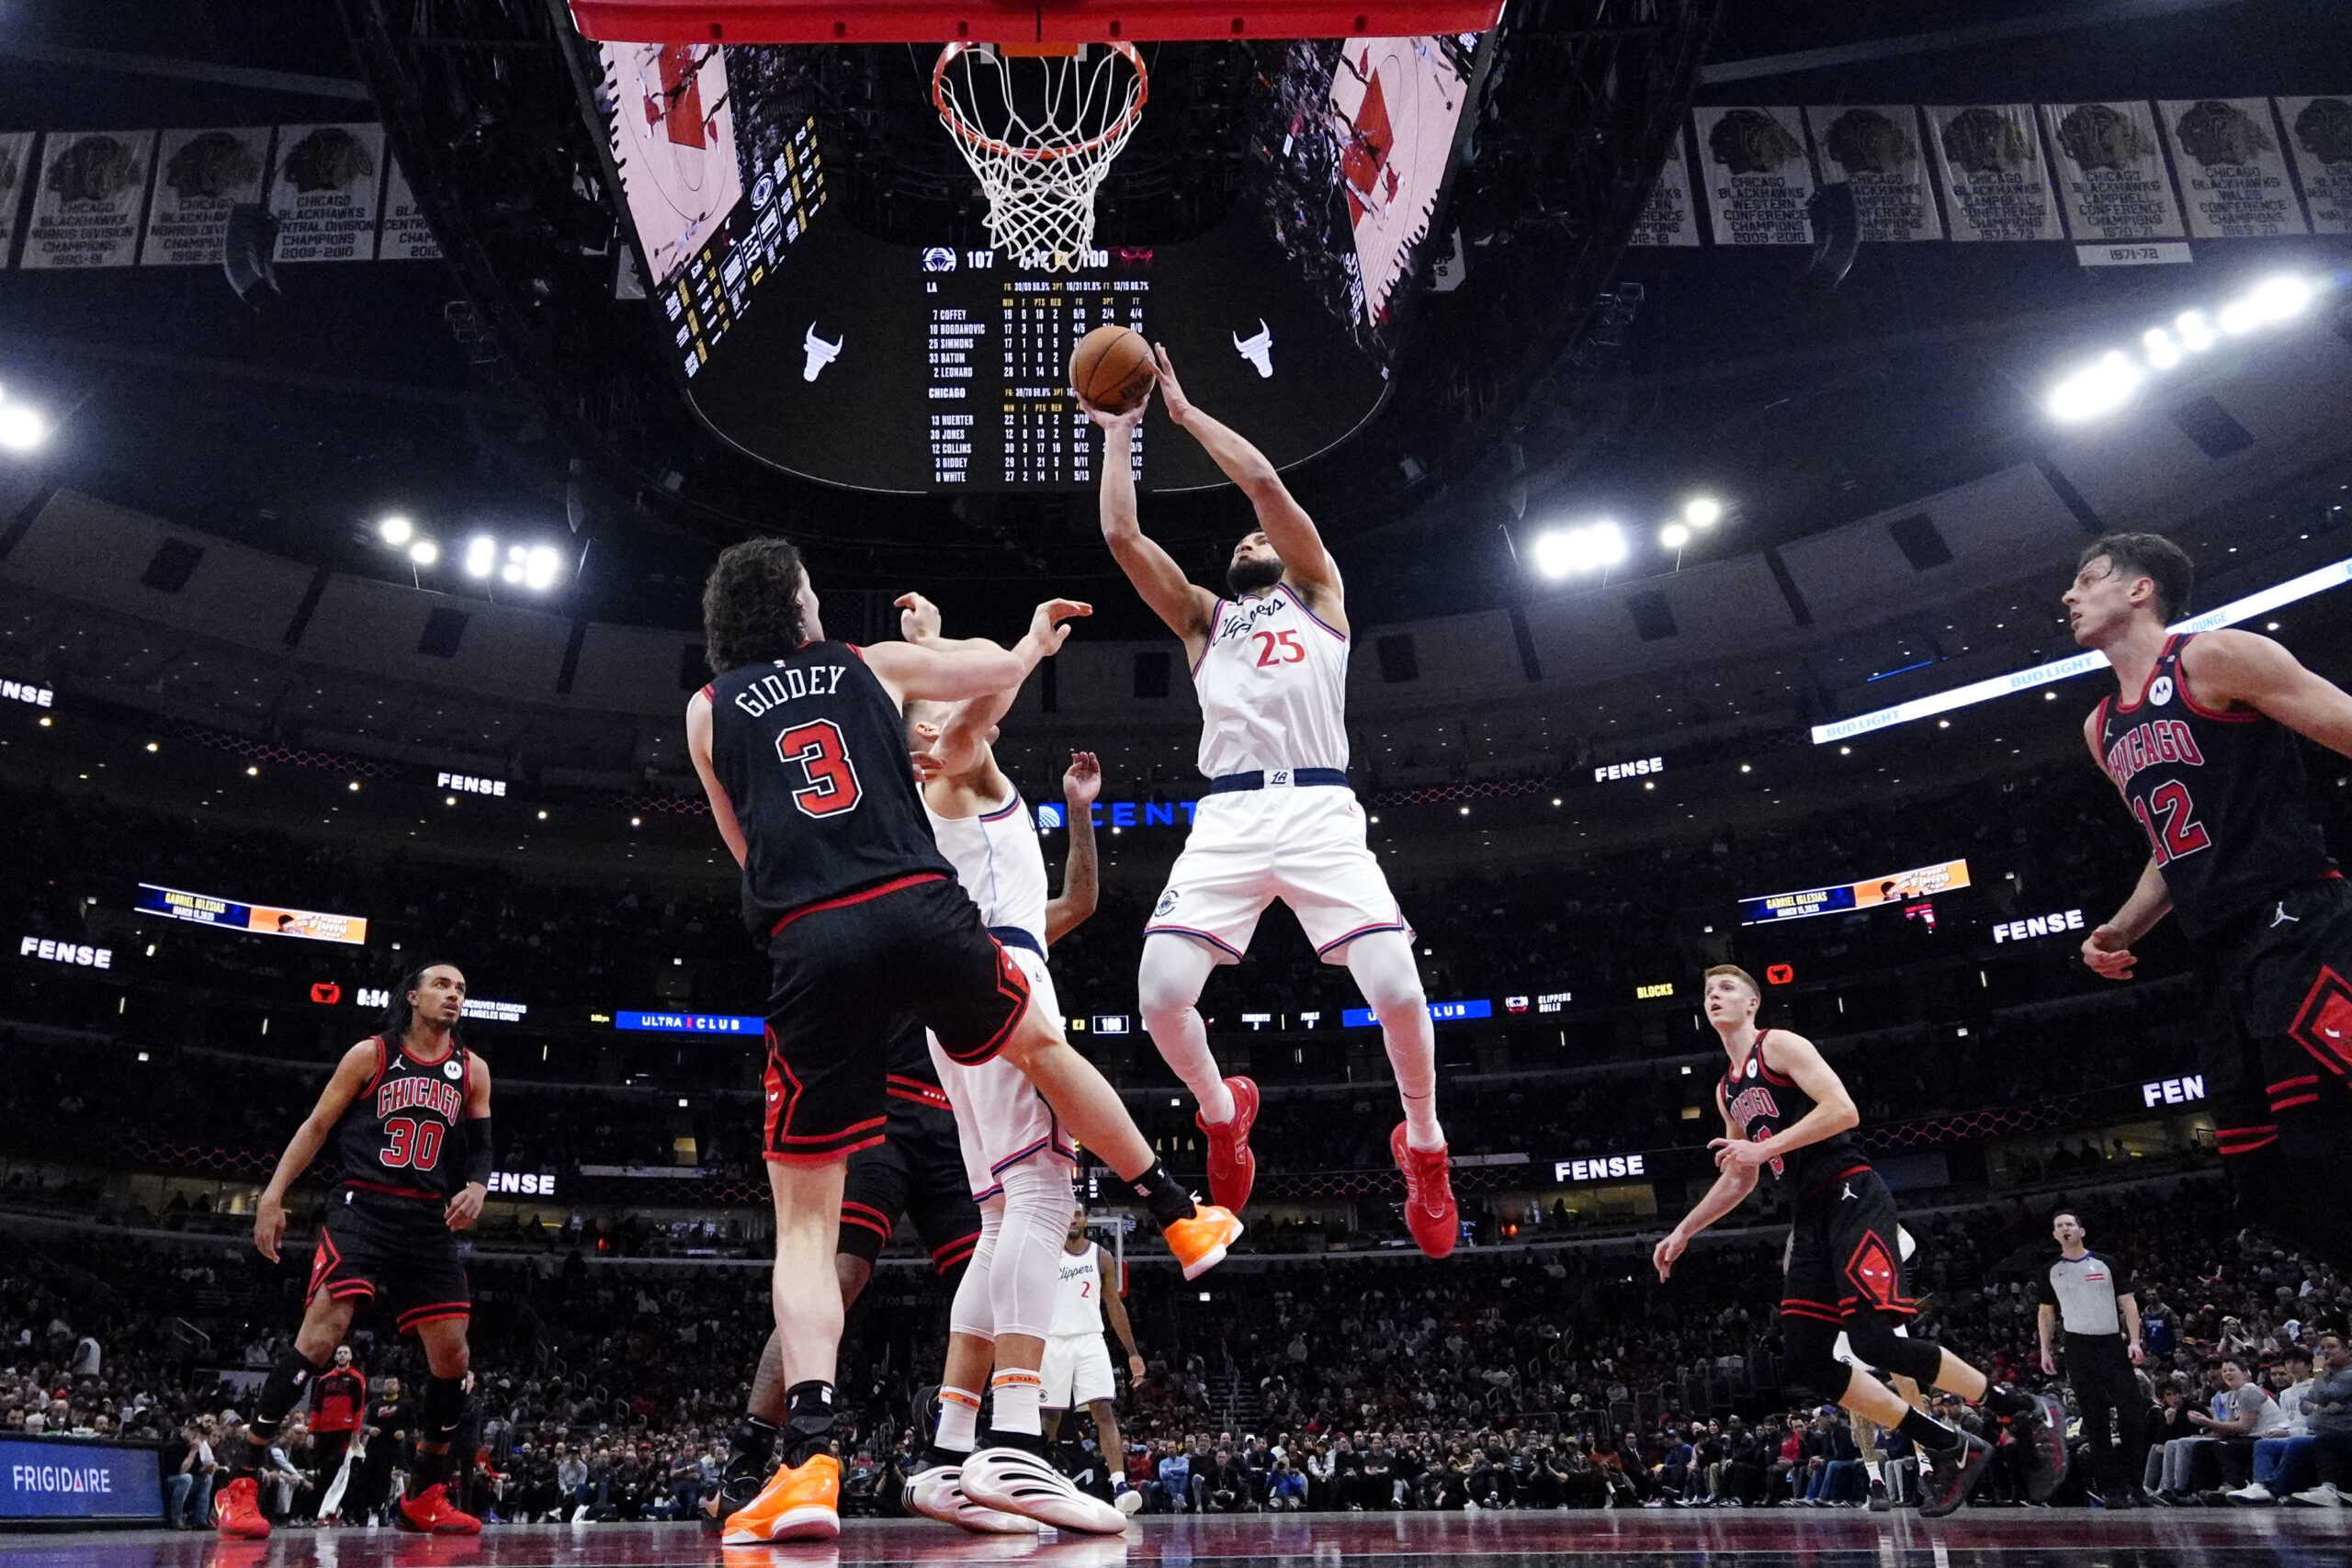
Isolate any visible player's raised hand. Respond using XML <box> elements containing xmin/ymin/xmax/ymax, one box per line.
<box><xmin>910</xmin><ymin>750</ymin><xmax>946</xmax><ymax>784</ymax></box>
<box><xmin>2081</xmin><ymin>924</ymin><xmax>2136</xmax><ymax>980</ymax></box>
<box><xmin>1652</xmin><ymin>1229</ymin><xmax>1687</xmax><ymax>1282</ymax></box>
<box><xmin>1079</xmin><ymin>390</ymin><xmax>1150</xmax><ymax>434</ymax></box>
<box><xmin>1150</xmin><ymin>344</ymin><xmax>1192</xmax><ymax>424</ymax></box>
<box><xmin>895</xmin><ymin>592</ymin><xmax>944</xmax><ymax>644</ymax></box>
<box><xmin>1028</xmin><ymin>598</ymin><xmax>1091</xmax><ymax>653</ymax></box>
<box><xmin>446</xmin><ymin>1180</ymin><xmax>487</xmax><ymax>1234</ymax></box>
<box><xmin>1064</xmin><ymin>750</ymin><xmax>1102</xmax><ymax>808</ymax></box>
<box><xmin>254</xmin><ymin>1192</ymin><xmax>287</xmax><ymax>1263</ymax></box>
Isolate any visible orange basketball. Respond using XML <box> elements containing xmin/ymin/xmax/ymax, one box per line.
<box><xmin>1070</xmin><ymin>325</ymin><xmax>1156</xmax><ymax>412</ymax></box>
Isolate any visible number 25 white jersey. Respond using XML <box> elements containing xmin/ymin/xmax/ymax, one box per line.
<box><xmin>1191</xmin><ymin>583</ymin><xmax>1351</xmax><ymax>779</ymax></box>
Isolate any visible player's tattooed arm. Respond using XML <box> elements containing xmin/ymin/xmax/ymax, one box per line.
<box><xmin>684</xmin><ymin>690</ymin><xmax>749</xmax><ymax>868</ymax></box>
<box><xmin>1045</xmin><ymin>751</ymin><xmax>1102</xmax><ymax>946</ymax></box>
<box><xmin>2182</xmin><ymin>627</ymin><xmax>2352</xmax><ymax>759</ymax></box>
<box><xmin>1149</xmin><ymin>344</ymin><xmax>1341</xmax><ymax>618</ymax></box>
<box><xmin>1084</xmin><ymin>392</ymin><xmax>1217</xmax><ymax>660</ymax></box>
<box><xmin>1723</xmin><ymin>1032</ymin><xmax>1857</xmax><ymax>1168</ymax></box>
<box><xmin>254</xmin><ymin>1040</ymin><xmax>379</xmax><ymax>1263</ymax></box>
<box><xmin>1654</xmin><ymin>1086</ymin><xmax>1757</xmax><ymax>1282</ymax></box>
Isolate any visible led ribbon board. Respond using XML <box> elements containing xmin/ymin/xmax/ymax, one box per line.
<box><xmin>1740</xmin><ymin>860</ymin><xmax>1972</xmax><ymax>926</ymax></box>
<box><xmin>134</xmin><ymin>884</ymin><xmax>368</xmax><ymax>945</ymax></box>
<box><xmin>1810</xmin><ymin>554</ymin><xmax>2352</xmax><ymax>745</ymax></box>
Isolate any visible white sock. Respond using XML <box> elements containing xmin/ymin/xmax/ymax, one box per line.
<box><xmin>1346</xmin><ymin>931</ymin><xmax>1443</xmax><ymax>1149</ymax></box>
<box><xmin>1138</xmin><ymin>935</ymin><xmax>1235</xmax><ymax>1124</ymax></box>
<box><xmin>988</xmin><ymin>1370</ymin><xmax>1044</xmax><ymax>1438</ymax></box>
<box><xmin>936</xmin><ymin>1387</ymin><xmax>981</xmax><ymax>1453</ymax></box>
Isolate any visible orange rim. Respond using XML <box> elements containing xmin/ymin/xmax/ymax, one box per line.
<box><xmin>932</xmin><ymin>41</ymin><xmax>1149</xmax><ymax>165</ymax></box>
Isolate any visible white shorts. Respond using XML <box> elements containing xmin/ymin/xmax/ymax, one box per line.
<box><xmin>1040</xmin><ymin>1332</ymin><xmax>1116</xmax><ymax>1409</ymax></box>
<box><xmin>929</xmin><ymin>944</ymin><xmax>1076</xmax><ymax>1201</ymax></box>
<box><xmin>1142</xmin><ymin>785</ymin><xmax>1410</xmax><ymax>965</ymax></box>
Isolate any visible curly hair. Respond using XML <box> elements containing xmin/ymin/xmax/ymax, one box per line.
<box><xmin>702</xmin><ymin>537</ymin><xmax>808</xmax><ymax>672</ymax></box>
<box><xmin>2079</xmin><ymin>533</ymin><xmax>2192</xmax><ymax>623</ymax></box>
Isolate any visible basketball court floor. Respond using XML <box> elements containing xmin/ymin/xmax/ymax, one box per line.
<box><xmin>6</xmin><ymin>1513</ymin><xmax>2346</xmax><ymax>1567</ymax></box>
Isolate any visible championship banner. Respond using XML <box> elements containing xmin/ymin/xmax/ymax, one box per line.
<box><xmin>1924</xmin><ymin>105</ymin><xmax>2064</xmax><ymax>241</ymax></box>
<box><xmin>1739</xmin><ymin>859</ymin><xmax>1972</xmax><ymax>926</ymax></box>
<box><xmin>141</xmin><ymin>127</ymin><xmax>275</xmax><ymax>266</ymax></box>
<box><xmin>2277</xmin><ymin>96</ymin><xmax>2352</xmax><ymax>235</ymax></box>
<box><xmin>1804</xmin><ymin>106</ymin><xmax>1943</xmax><ymax>241</ymax></box>
<box><xmin>1692</xmin><ymin>107</ymin><xmax>1816</xmax><ymax>245</ymax></box>
<box><xmin>0</xmin><ymin>133</ymin><xmax>36</xmax><ymax>265</ymax></box>
<box><xmin>377</xmin><ymin>155</ymin><xmax>443</xmax><ymax>261</ymax></box>
<box><xmin>20</xmin><ymin>130</ymin><xmax>155</xmax><ymax>270</ymax></box>
<box><xmin>1628</xmin><ymin>125</ymin><xmax>1702</xmax><ymax>246</ymax></box>
<box><xmin>267</xmin><ymin>123</ymin><xmax>386</xmax><ymax>264</ymax></box>
<box><xmin>2157</xmin><ymin>98</ymin><xmax>2309</xmax><ymax>238</ymax></box>
<box><xmin>2041</xmin><ymin>101</ymin><xmax>2188</xmax><ymax>242</ymax></box>
<box><xmin>134</xmin><ymin>884</ymin><xmax>368</xmax><ymax>945</ymax></box>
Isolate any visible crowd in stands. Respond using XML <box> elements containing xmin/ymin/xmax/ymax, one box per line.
<box><xmin>6</xmin><ymin>1178</ymin><xmax>2348</xmax><ymax>1523</ymax></box>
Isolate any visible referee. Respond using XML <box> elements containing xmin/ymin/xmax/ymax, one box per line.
<box><xmin>2035</xmin><ymin>1210</ymin><xmax>2145</xmax><ymax>1506</ymax></box>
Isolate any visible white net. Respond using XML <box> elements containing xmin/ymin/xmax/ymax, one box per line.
<box><xmin>932</xmin><ymin>42</ymin><xmax>1148</xmax><ymax>273</ymax></box>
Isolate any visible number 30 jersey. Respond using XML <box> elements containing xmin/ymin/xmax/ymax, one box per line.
<box><xmin>333</xmin><ymin>1036</ymin><xmax>474</xmax><ymax>1201</ymax></box>
<box><xmin>1191</xmin><ymin>583</ymin><xmax>1351</xmax><ymax>778</ymax></box>
<box><xmin>707</xmin><ymin>643</ymin><xmax>954</xmax><ymax>938</ymax></box>
<box><xmin>2095</xmin><ymin>631</ymin><xmax>2334</xmax><ymax>940</ymax></box>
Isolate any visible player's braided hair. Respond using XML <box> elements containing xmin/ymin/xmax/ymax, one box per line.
<box><xmin>703</xmin><ymin>537</ymin><xmax>809</xmax><ymax>672</ymax></box>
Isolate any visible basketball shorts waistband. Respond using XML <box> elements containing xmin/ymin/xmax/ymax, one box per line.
<box><xmin>1205</xmin><ymin>768</ymin><xmax>1350</xmax><ymax>795</ymax></box>
<box><xmin>989</xmin><ymin>925</ymin><xmax>1046</xmax><ymax>959</ymax></box>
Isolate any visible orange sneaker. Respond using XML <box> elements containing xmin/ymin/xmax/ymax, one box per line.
<box><xmin>1163</xmin><ymin>1202</ymin><xmax>1243</xmax><ymax>1280</ymax></box>
<box><xmin>1391</xmin><ymin>1123</ymin><xmax>1457</xmax><ymax>1258</ymax></box>
<box><xmin>722</xmin><ymin>1451</ymin><xmax>841</xmax><ymax>1543</ymax></box>
<box><xmin>1197</xmin><ymin>1076</ymin><xmax>1259</xmax><ymax>1213</ymax></box>
<box><xmin>213</xmin><ymin>1475</ymin><xmax>270</xmax><ymax>1539</ymax></box>
<box><xmin>393</xmin><ymin>1483</ymin><xmax>481</xmax><ymax>1534</ymax></box>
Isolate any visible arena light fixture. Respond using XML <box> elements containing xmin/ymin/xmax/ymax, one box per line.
<box><xmin>0</xmin><ymin>400</ymin><xmax>49</xmax><ymax>454</ymax></box>
<box><xmin>1683</xmin><ymin>496</ymin><xmax>1723</xmax><ymax>528</ymax></box>
<box><xmin>408</xmin><ymin>540</ymin><xmax>439</xmax><ymax>567</ymax></box>
<box><xmin>1812</xmin><ymin>551</ymin><xmax>2352</xmax><ymax>744</ymax></box>
<box><xmin>1660</xmin><ymin>523</ymin><xmax>1691</xmax><ymax>550</ymax></box>
<box><xmin>464</xmin><ymin>536</ymin><xmax>498</xmax><ymax>579</ymax></box>
<box><xmin>2046</xmin><ymin>273</ymin><xmax>2327</xmax><ymax>424</ymax></box>
<box><xmin>525</xmin><ymin>546</ymin><xmax>562</xmax><ymax>592</ymax></box>
<box><xmin>2046</xmin><ymin>351</ymin><xmax>2143</xmax><ymax>423</ymax></box>
<box><xmin>379</xmin><ymin>514</ymin><xmax>414</xmax><ymax>547</ymax></box>
<box><xmin>1531</xmin><ymin>521</ymin><xmax>1627</xmax><ymax>580</ymax></box>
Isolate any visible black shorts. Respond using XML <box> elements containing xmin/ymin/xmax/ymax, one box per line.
<box><xmin>2196</xmin><ymin>875</ymin><xmax>2352</xmax><ymax>1163</ymax></box>
<box><xmin>307</xmin><ymin>1189</ymin><xmax>470</xmax><ymax>1336</ymax></box>
<box><xmin>838</xmin><ymin>1086</ymin><xmax>983</xmax><ymax>1277</ymax></box>
<box><xmin>763</xmin><ymin>874</ymin><xmax>1032</xmax><ymax>1163</ymax></box>
<box><xmin>1781</xmin><ymin>1165</ymin><xmax>1913</xmax><ymax>1325</ymax></box>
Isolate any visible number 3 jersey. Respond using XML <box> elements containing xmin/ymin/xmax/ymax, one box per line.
<box><xmin>332</xmin><ymin>1036</ymin><xmax>475</xmax><ymax>1201</ymax></box>
<box><xmin>1192</xmin><ymin>583</ymin><xmax>1351</xmax><ymax>778</ymax></box>
<box><xmin>2096</xmin><ymin>632</ymin><xmax>2334</xmax><ymax>940</ymax></box>
<box><xmin>707</xmin><ymin>643</ymin><xmax>955</xmax><ymax>938</ymax></box>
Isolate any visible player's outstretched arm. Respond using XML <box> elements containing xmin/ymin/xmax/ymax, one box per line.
<box><xmin>1716</xmin><ymin>1032</ymin><xmax>1857</xmax><ymax>1170</ymax></box>
<box><xmin>447</xmin><ymin>1054</ymin><xmax>492</xmax><ymax>1234</ymax></box>
<box><xmin>1654</xmin><ymin>1089</ymin><xmax>1757</xmax><ymax>1281</ymax></box>
<box><xmin>866</xmin><ymin>599</ymin><xmax>1090</xmax><ymax>705</ymax></box>
<box><xmin>684</xmin><ymin>690</ymin><xmax>749</xmax><ymax>868</ymax></box>
<box><xmin>897</xmin><ymin>593</ymin><xmax>1024</xmax><ymax>786</ymax></box>
<box><xmin>1084</xmin><ymin>395</ymin><xmax>1217</xmax><ymax>656</ymax></box>
<box><xmin>1098</xmin><ymin>1242</ymin><xmax>1147</xmax><ymax>1382</ymax></box>
<box><xmin>1150</xmin><ymin>344</ymin><xmax>1339</xmax><ymax>604</ymax></box>
<box><xmin>2184</xmin><ymin>627</ymin><xmax>2352</xmax><ymax>757</ymax></box>
<box><xmin>254</xmin><ymin>1040</ymin><xmax>379</xmax><ymax>1263</ymax></box>
<box><xmin>1045</xmin><ymin>751</ymin><xmax>1102</xmax><ymax>946</ymax></box>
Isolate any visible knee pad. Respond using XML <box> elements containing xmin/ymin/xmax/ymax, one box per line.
<box><xmin>991</xmin><ymin>1162</ymin><xmax>1076</xmax><ymax>1341</ymax></box>
<box><xmin>422</xmin><ymin>1373</ymin><xmax>468</xmax><ymax>1445</ymax></box>
<box><xmin>1781</xmin><ymin>1314</ymin><xmax>1851</xmax><ymax>1401</ymax></box>
<box><xmin>1844</xmin><ymin>1313</ymin><xmax>1943</xmax><ymax>1384</ymax></box>
<box><xmin>948</xmin><ymin>1197</ymin><xmax>1004</xmax><ymax>1342</ymax></box>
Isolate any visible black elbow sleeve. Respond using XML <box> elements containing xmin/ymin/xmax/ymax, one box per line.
<box><xmin>462</xmin><ymin>1117</ymin><xmax>494</xmax><ymax>1186</ymax></box>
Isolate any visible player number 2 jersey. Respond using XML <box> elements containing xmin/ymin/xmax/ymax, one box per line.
<box><xmin>2096</xmin><ymin>632</ymin><xmax>2335</xmax><ymax>939</ymax></box>
<box><xmin>1192</xmin><ymin>583</ymin><xmax>1351</xmax><ymax>778</ymax></box>
<box><xmin>1049</xmin><ymin>1244</ymin><xmax>1105</xmax><ymax>1336</ymax></box>
<box><xmin>330</xmin><ymin>1036</ymin><xmax>472</xmax><ymax>1201</ymax></box>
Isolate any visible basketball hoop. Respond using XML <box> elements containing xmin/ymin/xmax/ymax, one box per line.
<box><xmin>932</xmin><ymin>41</ymin><xmax>1147</xmax><ymax>272</ymax></box>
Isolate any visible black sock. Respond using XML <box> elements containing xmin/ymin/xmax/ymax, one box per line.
<box><xmin>1982</xmin><ymin>1384</ymin><xmax>2034</xmax><ymax>1420</ymax></box>
<box><xmin>409</xmin><ymin>1445</ymin><xmax>449</xmax><ymax>1493</ymax></box>
<box><xmin>728</xmin><ymin>1416</ymin><xmax>777</xmax><ymax>1482</ymax></box>
<box><xmin>1897</xmin><ymin>1409</ymin><xmax>1962</xmax><ymax>1453</ymax></box>
<box><xmin>922</xmin><ymin>1441</ymin><xmax>967</xmax><ymax>1470</ymax></box>
<box><xmin>1125</xmin><ymin>1159</ymin><xmax>1200</xmax><ymax>1228</ymax></box>
<box><xmin>780</xmin><ymin>1381</ymin><xmax>838</xmax><ymax>1469</ymax></box>
<box><xmin>984</xmin><ymin>1428</ymin><xmax>1049</xmax><ymax>1458</ymax></box>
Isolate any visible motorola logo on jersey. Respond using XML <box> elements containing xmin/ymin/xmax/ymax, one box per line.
<box><xmin>2149</xmin><ymin>675</ymin><xmax>2175</xmax><ymax>705</ymax></box>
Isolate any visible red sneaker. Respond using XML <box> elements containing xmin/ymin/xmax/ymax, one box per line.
<box><xmin>394</xmin><ymin>1483</ymin><xmax>482</xmax><ymax>1535</ymax></box>
<box><xmin>1391</xmin><ymin>1123</ymin><xmax>1457</xmax><ymax>1258</ymax></box>
<box><xmin>213</xmin><ymin>1475</ymin><xmax>270</xmax><ymax>1539</ymax></box>
<box><xmin>1197</xmin><ymin>1076</ymin><xmax>1259</xmax><ymax>1213</ymax></box>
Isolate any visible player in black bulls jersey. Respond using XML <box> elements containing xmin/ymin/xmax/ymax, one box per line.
<box><xmin>2067</xmin><ymin>533</ymin><xmax>2352</xmax><ymax>1263</ymax></box>
<box><xmin>1655</xmin><ymin>966</ymin><xmax>2064</xmax><ymax>1517</ymax></box>
<box><xmin>686</xmin><ymin>538</ymin><xmax>1239</xmax><ymax>1543</ymax></box>
<box><xmin>214</xmin><ymin>963</ymin><xmax>492</xmax><ymax>1539</ymax></box>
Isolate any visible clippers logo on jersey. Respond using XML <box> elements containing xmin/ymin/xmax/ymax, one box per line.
<box><xmin>1191</xmin><ymin>585</ymin><xmax>1351</xmax><ymax>780</ymax></box>
<box><xmin>378</xmin><ymin>1074</ymin><xmax>463</xmax><ymax>1122</ymax></box>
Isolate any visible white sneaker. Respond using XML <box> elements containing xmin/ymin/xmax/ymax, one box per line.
<box><xmin>906</xmin><ymin>1461</ymin><xmax>1036</xmax><ymax>1535</ymax></box>
<box><xmin>961</xmin><ymin>1447</ymin><xmax>1128</xmax><ymax>1534</ymax></box>
<box><xmin>2228</xmin><ymin>1482</ymin><xmax>2276</xmax><ymax>1505</ymax></box>
<box><xmin>2289</xmin><ymin>1482</ymin><xmax>2345</xmax><ymax>1507</ymax></box>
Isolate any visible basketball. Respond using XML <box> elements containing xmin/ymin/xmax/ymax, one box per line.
<box><xmin>1070</xmin><ymin>325</ymin><xmax>1156</xmax><ymax>412</ymax></box>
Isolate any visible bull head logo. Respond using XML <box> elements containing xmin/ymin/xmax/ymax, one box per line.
<box><xmin>1232</xmin><ymin>320</ymin><xmax>1273</xmax><ymax>378</ymax></box>
<box><xmin>801</xmin><ymin>323</ymin><xmax>842</xmax><ymax>382</ymax></box>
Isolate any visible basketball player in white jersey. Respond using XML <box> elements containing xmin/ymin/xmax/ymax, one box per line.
<box><xmin>1083</xmin><ymin>347</ymin><xmax>1456</xmax><ymax>1258</ymax></box>
<box><xmin>1039</xmin><ymin>1204</ymin><xmax>1146</xmax><ymax>1510</ymax></box>
<box><xmin>893</xmin><ymin>592</ymin><xmax>1215</xmax><ymax>1536</ymax></box>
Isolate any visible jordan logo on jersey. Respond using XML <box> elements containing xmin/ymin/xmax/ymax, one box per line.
<box><xmin>379</xmin><ymin>1075</ymin><xmax>463</xmax><ymax>1121</ymax></box>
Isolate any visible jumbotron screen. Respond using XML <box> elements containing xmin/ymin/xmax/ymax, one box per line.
<box><xmin>586</xmin><ymin>37</ymin><xmax>1476</xmax><ymax>492</ymax></box>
